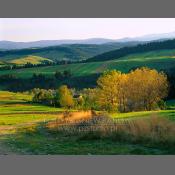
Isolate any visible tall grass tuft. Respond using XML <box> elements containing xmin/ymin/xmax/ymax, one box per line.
<box><xmin>46</xmin><ymin>112</ymin><xmax>175</xmax><ymax>149</ymax></box>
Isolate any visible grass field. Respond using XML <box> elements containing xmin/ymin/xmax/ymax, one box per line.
<box><xmin>0</xmin><ymin>91</ymin><xmax>65</xmax><ymax>133</ymax></box>
<box><xmin>0</xmin><ymin>49</ymin><xmax>175</xmax><ymax>78</ymax></box>
<box><xmin>0</xmin><ymin>90</ymin><xmax>175</xmax><ymax>155</ymax></box>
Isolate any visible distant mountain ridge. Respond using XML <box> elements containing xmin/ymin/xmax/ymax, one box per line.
<box><xmin>117</xmin><ymin>31</ymin><xmax>175</xmax><ymax>42</ymax></box>
<box><xmin>1</xmin><ymin>31</ymin><xmax>175</xmax><ymax>50</ymax></box>
<box><xmin>0</xmin><ymin>38</ymin><xmax>115</xmax><ymax>50</ymax></box>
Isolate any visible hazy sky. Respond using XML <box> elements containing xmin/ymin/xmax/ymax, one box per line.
<box><xmin>1</xmin><ymin>18</ymin><xmax>175</xmax><ymax>42</ymax></box>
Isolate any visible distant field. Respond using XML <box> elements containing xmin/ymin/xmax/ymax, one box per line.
<box><xmin>0</xmin><ymin>49</ymin><xmax>175</xmax><ymax>78</ymax></box>
<box><xmin>9</xmin><ymin>55</ymin><xmax>53</xmax><ymax>65</ymax></box>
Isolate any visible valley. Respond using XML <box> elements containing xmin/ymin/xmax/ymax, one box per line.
<box><xmin>1</xmin><ymin>37</ymin><xmax>175</xmax><ymax>155</ymax></box>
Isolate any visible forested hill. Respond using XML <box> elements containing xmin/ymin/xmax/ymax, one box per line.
<box><xmin>86</xmin><ymin>39</ymin><xmax>175</xmax><ymax>62</ymax></box>
<box><xmin>0</xmin><ymin>42</ymin><xmax>141</xmax><ymax>63</ymax></box>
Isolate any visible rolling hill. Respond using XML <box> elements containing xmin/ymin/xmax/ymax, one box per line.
<box><xmin>0</xmin><ymin>42</ymin><xmax>141</xmax><ymax>65</ymax></box>
<box><xmin>9</xmin><ymin>55</ymin><xmax>53</xmax><ymax>65</ymax></box>
<box><xmin>1</xmin><ymin>39</ymin><xmax>175</xmax><ymax>91</ymax></box>
<box><xmin>86</xmin><ymin>39</ymin><xmax>175</xmax><ymax>62</ymax></box>
<box><xmin>1</xmin><ymin>49</ymin><xmax>175</xmax><ymax>78</ymax></box>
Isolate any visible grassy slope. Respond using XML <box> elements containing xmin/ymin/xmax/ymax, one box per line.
<box><xmin>9</xmin><ymin>55</ymin><xmax>53</xmax><ymax>65</ymax></box>
<box><xmin>0</xmin><ymin>91</ymin><xmax>175</xmax><ymax>154</ymax></box>
<box><xmin>0</xmin><ymin>49</ymin><xmax>175</xmax><ymax>78</ymax></box>
<box><xmin>3</xmin><ymin>133</ymin><xmax>164</xmax><ymax>155</ymax></box>
<box><xmin>2</xmin><ymin>110</ymin><xmax>175</xmax><ymax>154</ymax></box>
<box><xmin>0</xmin><ymin>91</ymin><xmax>64</xmax><ymax>132</ymax></box>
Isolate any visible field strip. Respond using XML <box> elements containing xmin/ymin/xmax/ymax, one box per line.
<box><xmin>0</xmin><ymin>111</ymin><xmax>64</xmax><ymax>115</ymax></box>
<box><xmin>0</xmin><ymin>119</ymin><xmax>56</xmax><ymax>133</ymax></box>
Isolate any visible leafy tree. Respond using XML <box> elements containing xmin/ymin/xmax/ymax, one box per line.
<box><xmin>32</xmin><ymin>88</ymin><xmax>55</xmax><ymax>105</ymax></box>
<box><xmin>81</xmin><ymin>88</ymin><xmax>99</xmax><ymax>110</ymax></box>
<box><xmin>55</xmin><ymin>85</ymin><xmax>74</xmax><ymax>108</ymax></box>
<box><xmin>97</xmin><ymin>70</ymin><xmax>123</xmax><ymax>111</ymax></box>
<box><xmin>96</xmin><ymin>67</ymin><xmax>168</xmax><ymax>112</ymax></box>
<box><xmin>127</xmin><ymin>67</ymin><xmax>168</xmax><ymax>111</ymax></box>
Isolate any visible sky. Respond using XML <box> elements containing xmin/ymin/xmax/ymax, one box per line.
<box><xmin>1</xmin><ymin>18</ymin><xmax>175</xmax><ymax>42</ymax></box>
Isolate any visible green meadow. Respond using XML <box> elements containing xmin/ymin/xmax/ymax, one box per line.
<box><xmin>0</xmin><ymin>90</ymin><xmax>175</xmax><ymax>155</ymax></box>
<box><xmin>0</xmin><ymin>91</ymin><xmax>64</xmax><ymax>130</ymax></box>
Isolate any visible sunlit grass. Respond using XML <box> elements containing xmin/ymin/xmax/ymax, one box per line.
<box><xmin>0</xmin><ymin>114</ymin><xmax>61</xmax><ymax>126</ymax></box>
<box><xmin>111</xmin><ymin>111</ymin><xmax>157</xmax><ymax>119</ymax></box>
<box><xmin>0</xmin><ymin>91</ymin><xmax>32</xmax><ymax>103</ymax></box>
<box><xmin>0</xmin><ymin>90</ymin><xmax>65</xmax><ymax>114</ymax></box>
<box><xmin>10</xmin><ymin>55</ymin><xmax>53</xmax><ymax>65</ymax></box>
<box><xmin>111</xmin><ymin>109</ymin><xmax>175</xmax><ymax>121</ymax></box>
<box><xmin>0</xmin><ymin>104</ymin><xmax>65</xmax><ymax>114</ymax></box>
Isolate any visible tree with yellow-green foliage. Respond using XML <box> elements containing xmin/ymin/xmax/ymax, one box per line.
<box><xmin>81</xmin><ymin>88</ymin><xmax>99</xmax><ymax>110</ymax></box>
<box><xmin>96</xmin><ymin>67</ymin><xmax>168</xmax><ymax>112</ymax></box>
<box><xmin>97</xmin><ymin>70</ymin><xmax>123</xmax><ymax>111</ymax></box>
<box><xmin>55</xmin><ymin>85</ymin><xmax>74</xmax><ymax>108</ymax></box>
<box><xmin>127</xmin><ymin>67</ymin><xmax>168</xmax><ymax>111</ymax></box>
<box><xmin>117</xmin><ymin>73</ymin><xmax>128</xmax><ymax>112</ymax></box>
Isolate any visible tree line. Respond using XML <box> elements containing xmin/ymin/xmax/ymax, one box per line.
<box><xmin>0</xmin><ymin>60</ymin><xmax>82</xmax><ymax>71</ymax></box>
<box><xmin>31</xmin><ymin>67</ymin><xmax>168</xmax><ymax>112</ymax></box>
<box><xmin>0</xmin><ymin>70</ymin><xmax>98</xmax><ymax>91</ymax></box>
